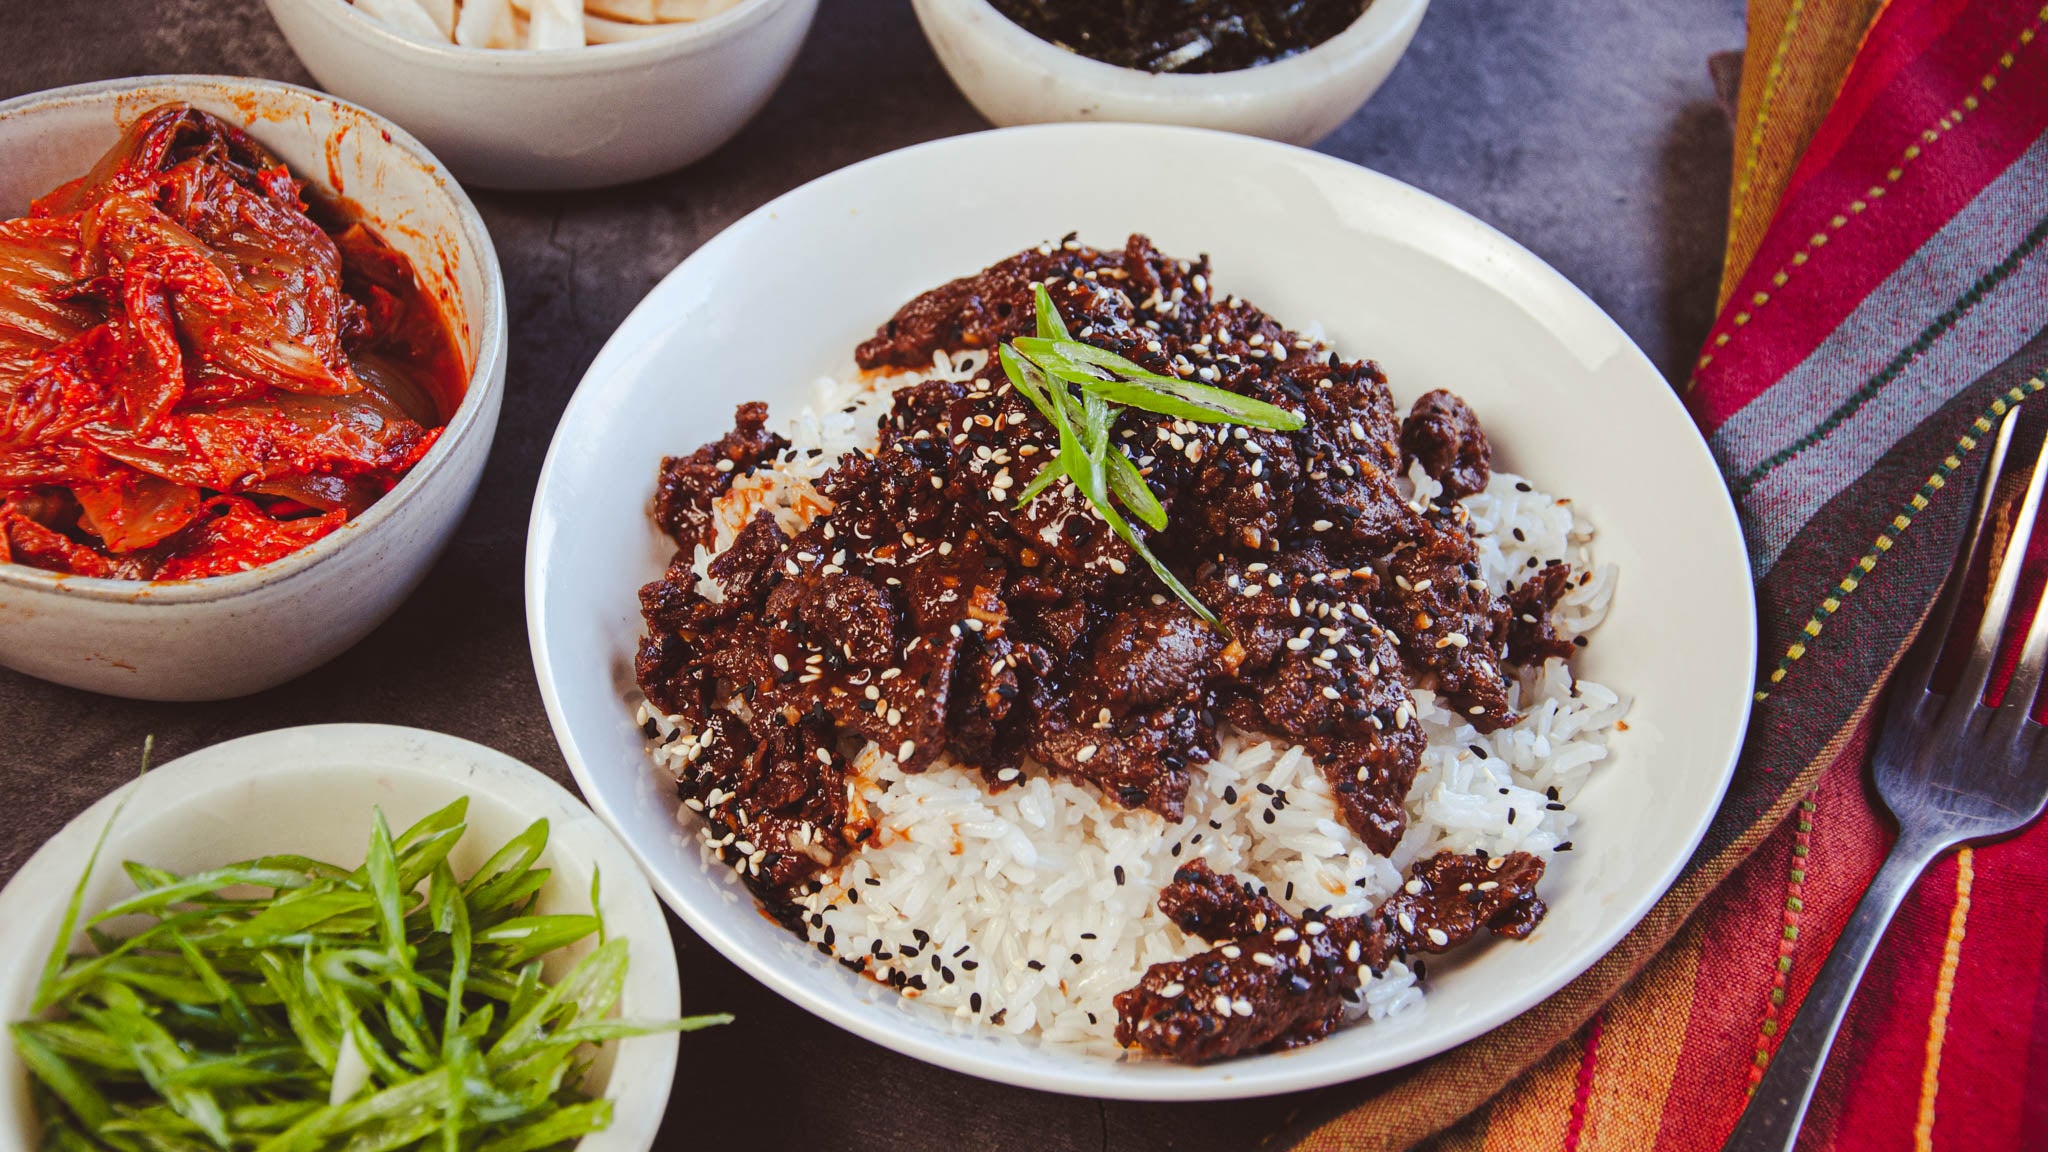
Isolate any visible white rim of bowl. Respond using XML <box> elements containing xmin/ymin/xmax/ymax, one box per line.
<box><xmin>0</xmin><ymin>75</ymin><xmax>506</xmax><ymax>606</ymax></box>
<box><xmin>931</xmin><ymin>0</ymin><xmax>1428</xmax><ymax>96</ymax></box>
<box><xmin>301</xmin><ymin>0</ymin><xmax>792</xmax><ymax>67</ymax></box>
<box><xmin>527</xmin><ymin>121</ymin><xmax>1756</xmax><ymax>1099</ymax></box>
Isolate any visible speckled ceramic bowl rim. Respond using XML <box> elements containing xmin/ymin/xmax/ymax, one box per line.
<box><xmin>0</xmin><ymin>75</ymin><xmax>505</xmax><ymax>606</ymax></box>
<box><xmin>290</xmin><ymin>0</ymin><xmax>795</xmax><ymax>71</ymax></box>
<box><xmin>924</xmin><ymin>0</ymin><xmax>1428</xmax><ymax>97</ymax></box>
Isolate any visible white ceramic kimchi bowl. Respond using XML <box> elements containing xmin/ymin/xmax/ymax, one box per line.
<box><xmin>527</xmin><ymin>124</ymin><xmax>1754</xmax><ymax>1098</ymax></box>
<box><xmin>0</xmin><ymin>725</ymin><xmax>682</xmax><ymax>1152</ymax></box>
<box><xmin>0</xmin><ymin>77</ymin><xmax>507</xmax><ymax>701</ymax></box>
<box><xmin>913</xmin><ymin>0</ymin><xmax>1429</xmax><ymax>146</ymax></box>
<box><xmin>264</xmin><ymin>0</ymin><xmax>819</xmax><ymax>190</ymax></box>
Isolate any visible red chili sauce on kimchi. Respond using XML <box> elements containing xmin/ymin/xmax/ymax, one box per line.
<box><xmin>0</xmin><ymin>104</ymin><xmax>467</xmax><ymax>581</ymax></box>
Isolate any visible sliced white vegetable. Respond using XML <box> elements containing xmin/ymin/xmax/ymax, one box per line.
<box><xmin>528</xmin><ymin>0</ymin><xmax>586</xmax><ymax>47</ymax></box>
<box><xmin>418</xmin><ymin>0</ymin><xmax>457</xmax><ymax>37</ymax></box>
<box><xmin>582</xmin><ymin>12</ymin><xmax>664</xmax><ymax>39</ymax></box>
<box><xmin>656</xmin><ymin>0</ymin><xmax>744</xmax><ymax>19</ymax></box>
<box><xmin>454</xmin><ymin>0</ymin><xmax>515</xmax><ymax>47</ymax></box>
<box><xmin>585</xmin><ymin>0</ymin><xmax>658</xmax><ymax>22</ymax></box>
<box><xmin>354</xmin><ymin>0</ymin><xmax>449</xmax><ymax>41</ymax></box>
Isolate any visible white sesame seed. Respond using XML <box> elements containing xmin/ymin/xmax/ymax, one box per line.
<box><xmin>1076</xmin><ymin>744</ymin><xmax>1098</xmax><ymax>763</ymax></box>
<box><xmin>1427</xmin><ymin>928</ymin><xmax>1451</xmax><ymax>947</ymax></box>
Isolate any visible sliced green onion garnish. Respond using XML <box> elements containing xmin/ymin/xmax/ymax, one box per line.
<box><xmin>1002</xmin><ymin>281</ymin><xmax>1303</xmax><ymax>623</ymax></box>
<box><xmin>12</xmin><ymin>795</ymin><xmax>728</xmax><ymax>1152</ymax></box>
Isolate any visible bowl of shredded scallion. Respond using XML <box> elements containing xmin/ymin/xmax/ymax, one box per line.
<box><xmin>0</xmin><ymin>724</ymin><xmax>721</xmax><ymax>1152</ymax></box>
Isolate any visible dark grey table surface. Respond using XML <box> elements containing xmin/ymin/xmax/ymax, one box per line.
<box><xmin>0</xmin><ymin>1</ymin><xmax>1742</xmax><ymax>1146</ymax></box>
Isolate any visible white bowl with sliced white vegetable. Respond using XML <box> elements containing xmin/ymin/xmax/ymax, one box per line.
<box><xmin>263</xmin><ymin>0</ymin><xmax>818</xmax><ymax>189</ymax></box>
<box><xmin>0</xmin><ymin>725</ymin><xmax>716</xmax><ymax>1152</ymax></box>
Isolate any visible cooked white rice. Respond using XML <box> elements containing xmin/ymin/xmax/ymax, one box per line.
<box><xmin>640</xmin><ymin>350</ymin><xmax>1629</xmax><ymax>1053</ymax></box>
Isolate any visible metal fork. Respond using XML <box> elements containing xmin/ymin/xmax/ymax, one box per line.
<box><xmin>1723</xmin><ymin>404</ymin><xmax>2048</xmax><ymax>1152</ymax></box>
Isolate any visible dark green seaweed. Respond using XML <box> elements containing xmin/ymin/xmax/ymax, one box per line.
<box><xmin>988</xmin><ymin>0</ymin><xmax>1371</xmax><ymax>74</ymax></box>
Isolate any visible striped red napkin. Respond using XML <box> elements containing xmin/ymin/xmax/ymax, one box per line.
<box><xmin>1288</xmin><ymin>1</ymin><xmax>2048</xmax><ymax>1147</ymax></box>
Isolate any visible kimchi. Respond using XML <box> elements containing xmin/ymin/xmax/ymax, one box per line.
<box><xmin>0</xmin><ymin>104</ymin><xmax>467</xmax><ymax>580</ymax></box>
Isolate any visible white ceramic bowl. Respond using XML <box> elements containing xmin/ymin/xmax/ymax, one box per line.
<box><xmin>526</xmin><ymin>123</ymin><xmax>1755</xmax><ymax>1098</ymax></box>
<box><xmin>913</xmin><ymin>0</ymin><xmax>1428</xmax><ymax>145</ymax></box>
<box><xmin>264</xmin><ymin>0</ymin><xmax>818</xmax><ymax>190</ymax></box>
<box><xmin>0</xmin><ymin>724</ymin><xmax>682</xmax><ymax>1152</ymax></box>
<box><xmin>0</xmin><ymin>77</ymin><xmax>507</xmax><ymax>702</ymax></box>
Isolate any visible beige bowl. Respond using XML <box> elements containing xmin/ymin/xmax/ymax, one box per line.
<box><xmin>0</xmin><ymin>77</ymin><xmax>507</xmax><ymax>702</ymax></box>
<box><xmin>913</xmin><ymin>0</ymin><xmax>1429</xmax><ymax>146</ymax></box>
<box><xmin>263</xmin><ymin>0</ymin><xmax>819</xmax><ymax>190</ymax></box>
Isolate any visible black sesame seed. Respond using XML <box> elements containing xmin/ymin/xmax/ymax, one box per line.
<box><xmin>1028</xmin><ymin>960</ymin><xmax>1045</xmax><ymax>970</ymax></box>
<box><xmin>1071</xmin><ymin>953</ymin><xmax>1084</xmax><ymax>965</ymax></box>
<box><xmin>1115</xmin><ymin>865</ymin><xmax>1127</xmax><ymax>885</ymax></box>
<box><xmin>971</xmin><ymin>992</ymin><xmax>983</xmax><ymax>1012</ymax></box>
<box><xmin>1556</xmin><ymin>841</ymin><xmax>1574</xmax><ymax>851</ymax></box>
<box><xmin>1547</xmin><ymin>802</ymin><xmax>1567</xmax><ymax>811</ymax></box>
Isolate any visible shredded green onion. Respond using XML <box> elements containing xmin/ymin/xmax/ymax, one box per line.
<box><xmin>1002</xmin><ymin>282</ymin><xmax>1303</xmax><ymax>622</ymax></box>
<box><xmin>13</xmin><ymin>797</ymin><xmax>728</xmax><ymax>1152</ymax></box>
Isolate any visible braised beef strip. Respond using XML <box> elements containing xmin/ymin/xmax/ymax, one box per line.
<box><xmin>1112</xmin><ymin>853</ymin><xmax>1547</xmax><ymax>1061</ymax></box>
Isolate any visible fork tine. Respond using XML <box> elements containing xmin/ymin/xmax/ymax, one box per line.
<box><xmin>1951</xmin><ymin>408</ymin><xmax>2048</xmax><ymax>712</ymax></box>
<box><xmin>1998</xmin><ymin>573</ymin><xmax>2048</xmax><ymax>721</ymax></box>
<box><xmin>1892</xmin><ymin>405</ymin><xmax>2024</xmax><ymax>703</ymax></box>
